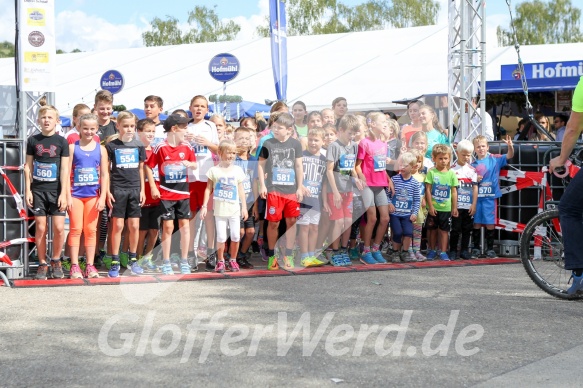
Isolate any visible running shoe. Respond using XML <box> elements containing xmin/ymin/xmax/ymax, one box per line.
<box><xmin>415</xmin><ymin>251</ymin><xmax>427</xmax><ymax>262</ymax></box>
<box><xmin>340</xmin><ymin>251</ymin><xmax>352</xmax><ymax>266</ymax></box>
<box><xmin>330</xmin><ymin>253</ymin><xmax>344</xmax><ymax>267</ymax></box>
<box><xmin>215</xmin><ymin>260</ymin><xmax>226</xmax><ymax>273</ymax></box>
<box><xmin>236</xmin><ymin>253</ymin><xmax>254</xmax><ymax>269</ymax></box>
<box><xmin>205</xmin><ymin>252</ymin><xmax>217</xmax><ymax>272</ymax></box>
<box><xmin>85</xmin><ymin>264</ymin><xmax>100</xmax><ymax>279</ymax></box>
<box><xmin>471</xmin><ymin>249</ymin><xmax>480</xmax><ymax>258</ymax></box>
<box><xmin>426</xmin><ymin>250</ymin><xmax>437</xmax><ymax>261</ymax></box>
<box><xmin>161</xmin><ymin>261</ymin><xmax>173</xmax><ymax>275</ymax></box>
<box><xmin>188</xmin><ymin>254</ymin><xmax>199</xmax><ymax>272</ymax></box>
<box><xmin>486</xmin><ymin>250</ymin><xmax>497</xmax><ymax>259</ymax></box>
<box><xmin>360</xmin><ymin>251</ymin><xmax>377</xmax><ymax>265</ymax></box>
<box><xmin>349</xmin><ymin>247</ymin><xmax>360</xmax><ymax>260</ymax></box>
<box><xmin>130</xmin><ymin>260</ymin><xmax>144</xmax><ymax>275</ymax></box>
<box><xmin>50</xmin><ymin>259</ymin><xmax>64</xmax><ymax>279</ymax></box>
<box><xmin>35</xmin><ymin>263</ymin><xmax>48</xmax><ymax>280</ymax></box>
<box><xmin>229</xmin><ymin>259</ymin><xmax>240</xmax><ymax>272</ymax></box>
<box><xmin>108</xmin><ymin>261</ymin><xmax>120</xmax><ymax>278</ymax></box>
<box><xmin>119</xmin><ymin>252</ymin><xmax>129</xmax><ymax>268</ymax></box>
<box><xmin>283</xmin><ymin>255</ymin><xmax>295</xmax><ymax>270</ymax></box>
<box><xmin>69</xmin><ymin>264</ymin><xmax>83</xmax><ymax>279</ymax></box>
<box><xmin>371</xmin><ymin>250</ymin><xmax>387</xmax><ymax>264</ymax></box>
<box><xmin>267</xmin><ymin>255</ymin><xmax>279</xmax><ymax>270</ymax></box>
<box><xmin>400</xmin><ymin>251</ymin><xmax>414</xmax><ymax>263</ymax></box>
<box><xmin>140</xmin><ymin>254</ymin><xmax>159</xmax><ymax>271</ymax></box>
<box><xmin>439</xmin><ymin>252</ymin><xmax>450</xmax><ymax>261</ymax></box>
<box><xmin>567</xmin><ymin>273</ymin><xmax>583</xmax><ymax>295</ymax></box>
<box><xmin>459</xmin><ymin>250</ymin><xmax>472</xmax><ymax>260</ymax></box>
<box><xmin>102</xmin><ymin>255</ymin><xmax>113</xmax><ymax>270</ymax></box>
<box><xmin>449</xmin><ymin>251</ymin><xmax>458</xmax><ymax>261</ymax></box>
<box><xmin>180</xmin><ymin>260</ymin><xmax>191</xmax><ymax>275</ymax></box>
<box><xmin>390</xmin><ymin>251</ymin><xmax>401</xmax><ymax>263</ymax></box>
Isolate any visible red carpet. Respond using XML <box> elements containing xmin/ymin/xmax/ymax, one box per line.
<box><xmin>5</xmin><ymin>257</ymin><xmax>520</xmax><ymax>288</ymax></box>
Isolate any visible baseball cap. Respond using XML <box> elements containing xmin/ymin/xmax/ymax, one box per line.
<box><xmin>163</xmin><ymin>114</ymin><xmax>191</xmax><ymax>131</ymax></box>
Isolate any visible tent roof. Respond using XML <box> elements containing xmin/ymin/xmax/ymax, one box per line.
<box><xmin>1</xmin><ymin>25</ymin><xmax>581</xmax><ymax>116</ymax></box>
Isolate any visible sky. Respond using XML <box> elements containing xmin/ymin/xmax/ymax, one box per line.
<box><xmin>0</xmin><ymin>0</ymin><xmax>516</xmax><ymax>52</ymax></box>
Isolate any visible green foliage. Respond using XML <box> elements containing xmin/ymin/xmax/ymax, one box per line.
<box><xmin>143</xmin><ymin>6</ymin><xmax>240</xmax><ymax>47</ymax></box>
<box><xmin>255</xmin><ymin>0</ymin><xmax>439</xmax><ymax>37</ymax></box>
<box><xmin>209</xmin><ymin>94</ymin><xmax>243</xmax><ymax>103</ymax></box>
<box><xmin>113</xmin><ymin>105</ymin><xmax>127</xmax><ymax>112</ymax></box>
<box><xmin>0</xmin><ymin>41</ymin><xmax>15</xmax><ymax>58</ymax></box>
<box><xmin>497</xmin><ymin>0</ymin><xmax>583</xmax><ymax>46</ymax></box>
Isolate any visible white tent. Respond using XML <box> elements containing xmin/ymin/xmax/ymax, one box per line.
<box><xmin>0</xmin><ymin>25</ymin><xmax>581</xmax><ymax>116</ymax></box>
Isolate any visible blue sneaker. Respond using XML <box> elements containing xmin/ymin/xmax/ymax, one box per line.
<box><xmin>330</xmin><ymin>253</ymin><xmax>344</xmax><ymax>267</ymax></box>
<box><xmin>180</xmin><ymin>261</ymin><xmax>191</xmax><ymax>274</ymax></box>
<box><xmin>341</xmin><ymin>251</ymin><xmax>352</xmax><ymax>266</ymax></box>
<box><xmin>108</xmin><ymin>261</ymin><xmax>120</xmax><ymax>278</ymax></box>
<box><xmin>567</xmin><ymin>273</ymin><xmax>583</xmax><ymax>295</ymax></box>
<box><xmin>170</xmin><ymin>253</ymin><xmax>180</xmax><ymax>268</ymax></box>
<box><xmin>371</xmin><ymin>250</ymin><xmax>387</xmax><ymax>264</ymax></box>
<box><xmin>140</xmin><ymin>254</ymin><xmax>158</xmax><ymax>271</ymax></box>
<box><xmin>360</xmin><ymin>251</ymin><xmax>377</xmax><ymax>265</ymax></box>
<box><xmin>439</xmin><ymin>252</ymin><xmax>450</xmax><ymax>261</ymax></box>
<box><xmin>129</xmin><ymin>260</ymin><xmax>144</xmax><ymax>275</ymax></box>
<box><xmin>161</xmin><ymin>261</ymin><xmax>173</xmax><ymax>275</ymax></box>
<box><xmin>426</xmin><ymin>250</ymin><xmax>437</xmax><ymax>261</ymax></box>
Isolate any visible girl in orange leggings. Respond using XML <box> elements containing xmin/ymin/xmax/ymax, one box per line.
<box><xmin>67</xmin><ymin>113</ymin><xmax>108</xmax><ymax>278</ymax></box>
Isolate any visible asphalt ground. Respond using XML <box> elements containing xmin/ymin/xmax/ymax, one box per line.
<box><xmin>1</xmin><ymin>261</ymin><xmax>581</xmax><ymax>387</ymax></box>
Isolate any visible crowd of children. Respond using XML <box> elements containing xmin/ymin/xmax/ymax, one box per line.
<box><xmin>25</xmin><ymin>91</ymin><xmax>515</xmax><ymax>279</ymax></box>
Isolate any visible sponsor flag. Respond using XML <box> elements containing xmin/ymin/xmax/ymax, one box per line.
<box><xmin>269</xmin><ymin>0</ymin><xmax>287</xmax><ymax>102</ymax></box>
<box><xmin>17</xmin><ymin>0</ymin><xmax>55</xmax><ymax>91</ymax></box>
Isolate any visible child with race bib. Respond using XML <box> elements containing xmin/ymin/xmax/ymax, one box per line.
<box><xmin>425</xmin><ymin>144</ymin><xmax>459</xmax><ymax>261</ymax></box>
<box><xmin>66</xmin><ymin>113</ymin><xmax>108</xmax><ymax>278</ymax></box>
<box><xmin>471</xmin><ymin>135</ymin><xmax>514</xmax><ymax>258</ymax></box>
<box><xmin>387</xmin><ymin>152</ymin><xmax>421</xmax><ymax>263</ymax></box>
<box><xmin>298</xmin><ymin>127</ymin><xmax>327</xmax><ymax>267</ymax></box>
<box><xmin>450</xmin><ymin>139</ymin><xmax>478</xmax><ymax>260</ymax></box>
<box><xmin>105</xmin><ymin>111</ymin><xmax>146</xmax><ymax>277</ymax></box>
<box><xmin>201</xmin><ymin>140</ymin><xmax>248</xmax><ymax>273</ymax></box>
<box><xmin>146</xmin><ymin>114</ymin><xmax>197</xmax><ymax>275</ymax></box>
<box><xmin>325</xmin><ymin>115</ymin><xmax>361</xmax><ymax>266</ymax></box>
<box><xmin>355</xmin><ymin>111</ymin><xmax>391</xmax><ymax>265</ymax></box>
<box><xmin>258</xmin><ymin>112</ymin><xmax>304</xmax><ymax>271</ymax></box>
<box><xmin>26</xmin><ymin>105</ymin><xmax>70</xmax><ymax>280</ymax></box>
<box><xmin>410</xmin><ymin>150</ymin><xmax>428</xmax><ymax>261</ymax></box>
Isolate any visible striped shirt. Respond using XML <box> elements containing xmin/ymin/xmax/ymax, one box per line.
<box><xmin>389</xmin><ymin>174</ymin><xmax>421</xmax><ymax>217</ymax></box>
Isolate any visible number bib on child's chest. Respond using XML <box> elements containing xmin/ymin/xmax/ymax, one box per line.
<box><xmin>33</xmin><ymin>161</ymin><xmax>57</xmax><ymax>182</ymax></box>
<box><xmin>272</xmin><ymin>167</ymin><xmax>295</xmax><ymax>186</ymax></box>
<box><xmin>478</xmin><ymin>182</ymin><xmax>495</xmax><ymax>197</ymax></box>
<box><xmin>74</xmin><ymin>167</ymin><xmax>98</xmax><ymax>186</ymax></box>
<box><xmin>192</xmin><ymin>144</ymin><xmax>208</xmax><ymax>156</ymax></box>
<box><xmin>457</xmin><ymin>183</ymin><xmax>473</xmax><ymax>209</ymax></box>
<box><xmin>303</xmin><ymin>179</ymin><xmax>321</xmax><ymax>197</ymax></box>
<box><xmin>214</xmin><ymin>182</ymin><xmax>238</xmax><ymax>203</ymax></box>
<box><xmin>114</xmin><ymin>148</ymin><xmax>139</xmax><ymax>169</ymax></box>
<box><xmin>163</xmin><ymin>163</ymin><xmax>187</xmax><ymax>183</ymax></box>
<box><xmin>432</xmin><ymin>184</ymin><xmax>450</xmax><ymax>202</ymax></box>
<box><xmin>393</xmin><ymin>195</ymin><xmax>412</xmax><ymax>214</ymax></box>
<box><xmin>373</xmin><ymin>154</ymin><xmax>386</xmax><ymax>171</ymax></box>
<box><xmin>339</xmin><ymin>154</ymin><xmax>355</xmax><ymax>174</ymax></box>
<box><xmin>242</xmin><ymin>172</ymin><xmax>252</xmax><ymax>194</ymax></box>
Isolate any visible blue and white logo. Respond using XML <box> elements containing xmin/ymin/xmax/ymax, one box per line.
<box><xmin>100</xmin><ymin>70</ymin><xmax>124</xmax><ymax>94</ymax></box>
<box><xmin>208</xmin><ymin>53</ymin><xmax>240</xmax><ymax>83</ymax></box>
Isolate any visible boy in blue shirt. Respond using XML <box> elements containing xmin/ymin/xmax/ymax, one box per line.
<box><xmin>471</xmin><ymin>135</ymin><xmax>514</xmax><ymax>258</ymax></box>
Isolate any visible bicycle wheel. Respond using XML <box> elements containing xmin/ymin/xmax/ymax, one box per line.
<box><xmin>520</xmin><ymin>209</ymin><xmax>582</xmax><ymax>299</ymax></box>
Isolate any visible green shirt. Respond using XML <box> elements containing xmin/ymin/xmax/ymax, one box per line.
<box><xmin>573</xmin><ymin>76</ymin><xmax>583</xmax><ymax>113</ymax></box>
<box><xmin>425</xmin><ymin>168</ymin><xmax>458</xmax><ymax>212</ymax></box>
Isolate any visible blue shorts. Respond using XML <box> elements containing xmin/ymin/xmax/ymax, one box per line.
<box><xmin>474</xmin><ymin>198</ymin><xmax>496</xmax><ymax>225</ymax></box>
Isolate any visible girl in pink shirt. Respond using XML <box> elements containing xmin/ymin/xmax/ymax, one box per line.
<box><xmin>355</xmin><ymin>112</ymin><xmax>391</xmax><ymax>264</ymax></box>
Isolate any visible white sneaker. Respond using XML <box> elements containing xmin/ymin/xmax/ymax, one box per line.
<box><xmin>415</xmin><ymin>251</ymin><xmax>427</xmax><ymax>262</ymax></box>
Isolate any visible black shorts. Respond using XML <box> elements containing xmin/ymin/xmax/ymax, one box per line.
<box><xmin>426</xmin><ymin>211</ymin><xmax>452</xmax><ymax>232</ymax></box>
<box><xmin>160</xmin><ymin>199</ymin><xmax>191</xmax><ymax>221</ymax></box>
<box><xmin>110</xmin><ymin>188</ymin><xmax>141</xmax><ymax>219</ymax></box>
<box><xmin>31</xmin><ymin>190</ymin><xmax>65</xmax><ymax>217</ymax></box>
<box><xmin>240</xmin><ymin>204</ymin><xmax>256</xmax><ymax>229</ymax></box>
<box><xmin>140</xmin><ymin>205</ymin><xmax>161</xmax><ymax>230</ymax></box>
<box><xmin>256</xmin><ymin>198</ymin><xmax>266</xmax><ymax>221</ymax></box>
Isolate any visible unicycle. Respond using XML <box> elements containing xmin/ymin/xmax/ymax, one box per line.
<box><xmin>520</xmin><ymin>151</ymin><xmax>583</xmax><ymax>299</ymax></box>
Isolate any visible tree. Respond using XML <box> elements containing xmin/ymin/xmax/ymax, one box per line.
<box><xmin>255</xmin><ymin>0</ymin><xmax>440</xmax><ymax>37</ymax></box>
<box><xmin>497</xmin><ymin>0</ymin><xmax>583</xmax><ymax>46</ymax></box>
<box><xmin>0</xmin><ymin>41</ymin><xmax>15</xmax><ymax>58</ymax></box>
<box><xmin>142</xmin><ymin>6</ymin><xmax>240</xmax><ymax>47</ymax></box>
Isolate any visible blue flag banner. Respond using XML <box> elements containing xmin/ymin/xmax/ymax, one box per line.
<box><xmin>270</xmin><ymin>0</ymin><xmax>287</xmax><ymax>102</ymax></box>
